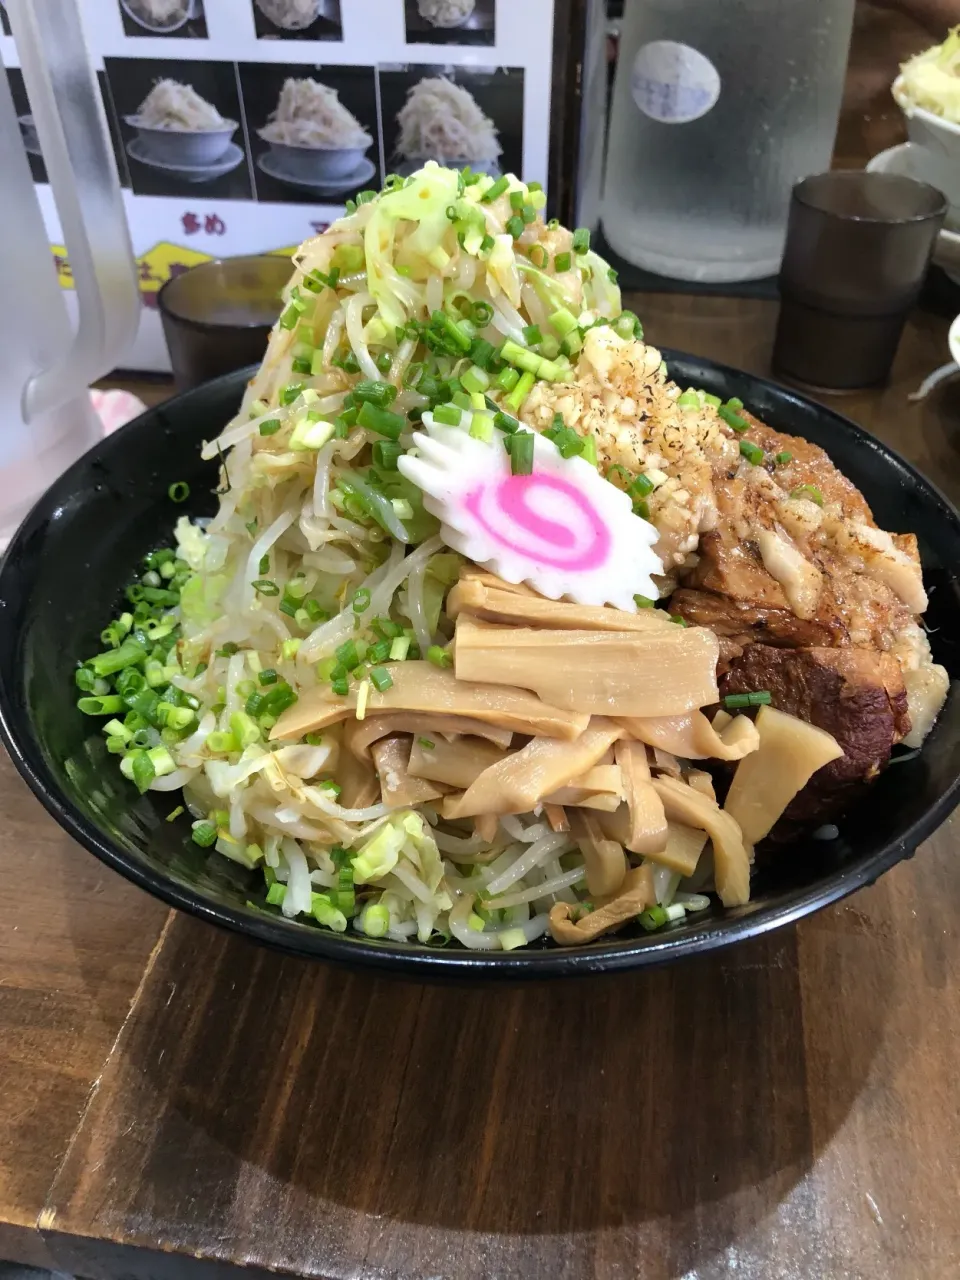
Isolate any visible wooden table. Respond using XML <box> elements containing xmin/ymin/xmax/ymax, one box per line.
<box><xmin>3</xmin><ymin>296</ymin><xmax>959</xmax><ymax>1280</ymax></box>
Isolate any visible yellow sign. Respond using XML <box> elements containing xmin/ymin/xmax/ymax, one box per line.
<box><xmin>51</xmin><ymin>241</ymin><xmax>297</xmax><ymax>294</ymax></box>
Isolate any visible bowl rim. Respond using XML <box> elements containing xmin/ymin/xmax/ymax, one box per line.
<box><xmin>261</xmin><ymin>136</ymin><xmax>370</xmax><ymax>155</ymax></box>
<box><xmin>125</xmin><ymin>114</ymin><xmax>238</xmax><ymax>135</ymax></box>
<box><xmin>2</xmin><ymin>358</ymin><xmax>960</xmax><ymax>979</ymax></box>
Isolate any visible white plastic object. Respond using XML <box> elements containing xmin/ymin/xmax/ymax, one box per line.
<box><xmin>398</xmin><ymin>412</ymin><xmax>662</xmax><ymax>609</ymax></box>
<box><xmin>0</xmin><ymin>0</ymin><xmax>140</xmax><ymax>539</ymax></box>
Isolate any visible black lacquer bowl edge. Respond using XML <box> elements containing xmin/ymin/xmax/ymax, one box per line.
<box><xmin>1</xmin><ymin>354</ymin><xmax>959</xmax><ymax>980</ymax></box>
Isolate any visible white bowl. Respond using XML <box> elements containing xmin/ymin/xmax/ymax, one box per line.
<box><xmin>124</xmin><ymin>116</ymin><xmax>237</xmax><ymax>166</ymax></box>
<box><xmin>866</xmin><ymin>141</ymin><xmax>960</xmax><ymax>284</ymax></box>
<box><xmin>119</xmin><ymin>0</ymin><xmax>194</xmax><ymax>33</ymax></box>
<box><xmin>892</xmin><ymin>75</ymin><xmax>960</xmax><ymax>208</ymax></box>
<box><xmin>263</xmin><ymin>139</ymin><xmax>370</xmax><ymax>180</ymax></box>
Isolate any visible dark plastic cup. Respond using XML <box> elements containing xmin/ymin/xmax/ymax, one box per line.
<box><xmin>773</xmin><ymin>171</ymin><xmax>946</xmax><ymax>391</ymax></box>
<box><xmin>157</xmin><ymin>255</ymin><xmax>293</xmax><ymax>391</ymax></box>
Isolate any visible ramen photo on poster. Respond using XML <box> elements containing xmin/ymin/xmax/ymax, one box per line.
<box><xmin>104</xmin><ymin>58</ymin><xmax>253</xmax><ymax>201</ymax></box>
<box><xmin>117</xmin><ymin>0</ymin><xmax>209</xmax><ymax>39</ymax></box>
<box><xmin>378</xmin><ymin>64</ymin><xmax>523</xmax><ymax>179</ymax></box>
<box><xmin>239</xmin><ymin>62</ymin><xmax>380</xmax><ymax>205</ymax></box>
<box><xmin>403</xmin><ymin>0</ymin><xmax>495</xmax><ymax>47</ymax></box>
<box><xmin>252</xmin><ymin>0</ymin><xmax>343</xmax><ymax>42</ymax></box>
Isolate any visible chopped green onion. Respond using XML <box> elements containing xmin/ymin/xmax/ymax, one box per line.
<box><xmin>166</xmin><ymin>805</ymin><xmax>184</xmax><ymax>822</ymax></box>
<box><xmin>703</xmin><ymin>392</ymin><xmax>722</xmax><ymax>407</ymax></box>
<box><xmin>496</xmin><ymin>366</ymin><xmax>520</xmax><ymax>393</ymax></box>
<box><xmin>471</xmin><ymin>301</ymin><xmax>494</xmax><ymax>327</ymax></box>
<box><xmin>726</xmin><ymin>397</ymin><xmax>744</xmax><ymax>411</ymax></box>
<box><xmin>207</xmin><ymin>731</ymin><xmax>238</xmax><ymax>754</ymax></box>
<box><xmin>432</xmin><ymin>403</ymin><xmax>462</xmax><ymax>427</ymax></box>
<box><xmin>389</xmin><ymin>635</ymin><xmax>411</xmax><ymax>661</ymax></box>
<box><xmin>352</xmin><ymin>588</ymin><xmax>371</xmax><ymax>614</ymax></box>
<box><xmin>481</xmin><ymin>175</ymin><xmax>509</xmax><ymax>203</ymax></box>
<box><xmin>130</xmin><ymin>749</ymin><xmax>155</xmax><ymax>794</ymax></box>
<box><xmin>775</xmin><ymin>451</ymin><xmax>793</xmax><ymax>465</ymax></box>
<box><xmin>266</xmin><ymin>882</ymin><xmax>287</xmax><ymax>907</ymax></box>
<box><xmin>554</xmin><ymin>251</ymin><xmax>572</xmax><ymax>273</ymax></box>
<box><xmin>369</xmin><ymin>666</ymin><xmax>393</xmax><ymax>693</ymax></box>
<box><xmin>167</xmin><ymin>481</ymin><xmax>190</xmax><ymax>503</ymax></box>
<box><xmin>677</xmin><ymin>390</ymin><xmax>701</xmax><ymax>410</ymax></box>
<box><xmin>279</xmin><ymin>382</ymin><xmax>305</xmax><ymax>406</ymax></box>
<box><xmin>670</xmin><ymin>614</ymin><xmax>688</xmax><ymax>626</ymax></box>
<box><xmin>191</xmin><ymin>820</ymin><xmax>217</xmax><ymax>848</ymax></box>
<box><xmin>723</xmin><ymin>690</ymin><xmax>773</xmax><ymax>709</ymax></box>
<box><xmin>718</xmin><ymin>405</ymin><xmax>749</xmax><ymax>432</ymax></box>
<box><xmin>506</xmin><ymin>214</ymin><xmax>525</xmax><ymax>239</ymax></box>
<box><xmin>252</xmin><ymin>578</ymin><xmax>280</xmax><ymax>596</ymax></box>
<box><xmin>634</xmin><ymin>594</ymin><xmax>656</xmax><ymax>608</ymax></box>
<box><xmin>572</xmin><ymin>227</ymin><xmax>590</xmax><ymax>254</ymax></box>
<box><xmin>460</xmin><ymin>364</ymin><xmax>490</xmax><ymax>395</ymax></box>
<box><xmin>509</xmin><ymin>431</ymin><xmax>535</xmax><ymax>476</ymax></box>
<box><xmin>549</xmin><ymin>307</ymin><xmax>579</xmax><ymax>338</ymax></box>
<box><xmin>353</xmin><ymin>379</ymin><xmax>398</xmax><ymax>408</ymax></box>
<box><xmin>230</xmin><ymin>711</ymin><xmax>261</xmax><ymax>747</ymax></box>
<box><xmin>356</xmin><ymin>401</ymin><xmax>404</xmax><ymax>440</ymax></box>
<box><xmin>417</xmin><ymin>737</ymin><xmax>435</xmax><ymax>750</ymax></box>
<box><xmin>580</xmin><ymin>433</ymin><xmax>598</xmax><ymax>467</ymax></box>
<box><xmin>739</xmin><ymin>439</ymin><xmax>764</xmax><ymax>466</ymax></box>
<box><xmin>361</xmin><ymin>903</ymin><xmax>390</xmax><ymax>938</ymax></box>
<box><xmin>336</xmin><ymin>639</ymin><xmax>359</xmax><ymax>671</ymax></box>
<box><xmin>470</xmin><ymin>414</ymin><xmax>494</xmax><ymax>442</ymax></box>
<box><xmin>88</xmin><ymin>639</ymin><xmax>146</xmax><ymax>679</ymax></box>
<box><xmin>426</xmin><ymin>645</ymin><xmax>453</xmax><ymax>670</ymax></box>
<box><xmin>504</xmin><ymin>370</ymin><xmax>535</xmax><ymax>414</ymax></box>
<box><xmin>791</xmin><ymin>484</ymin><xmax>824</xmax><ymax>506</ymax></box>
<box><xmin>372</xmin><ymin>439</ymin><xmax>403</xmax><ymax>471</ymax></box>
<box><xmin>469</xmin><ymin>337</ymin><xmax>497</xmax><ymax>369</ymax></box>
<box><xmin>77</xmin><ymin>695</ymin><xmax>124</xmax><ymax>716</ymax></box>
<box><xmin>522</xmin><ymin>324</ymin><xmax>543</xmax><ymax>347</ymax></box>
<box><xmin>638</xmin><ymin>905</ymin><xmax>669</xmax><ymax>932</ymax></box>
<box><xmin>629</xmin><ymin>473</ymin><xmax>654</xmax><ymax>498</ymax></box>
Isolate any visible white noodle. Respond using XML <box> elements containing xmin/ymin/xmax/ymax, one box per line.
<box><xmin>499</xmin><ymin>815</ymin><xmax>550</xmax><ymax>843</ymax></box>
<box><xmin>396</xmin><ymin>77</ymin><xmax>501</xmax><ymax>164</ymax></box>
<box><xmin>281</xmin><ymin>838</ymin><xmax>312</xmax><ymax>917</ymax></box>
<box><xmin>259</xmin><ymin>78</ymin><xmax>371</xmax><ymax>149</ymax></box>
<box><xmin>483</xmin><ymin>833</ymin><xmax>571</xmax><ymax>896</ymax></box>
<box><xmin>482</xmin><ymin>866</ymin><xmax>587</xmax><ymax>910</ymax></box>
<box><xmin>136</xmin><ymin>80</ymin><xmax>228</xmax><ymax>131</ymax></box>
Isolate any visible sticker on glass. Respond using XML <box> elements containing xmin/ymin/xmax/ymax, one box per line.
<box><xmin>631</xmin><ymin>41</ymin><xmax>721</xmax><ymax>125</ymax></box>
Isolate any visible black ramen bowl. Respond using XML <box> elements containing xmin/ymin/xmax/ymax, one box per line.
<box><xmin>2</xmin><ymin>357</ymin><xmax>959</xmax><ymax>979</ymax></box>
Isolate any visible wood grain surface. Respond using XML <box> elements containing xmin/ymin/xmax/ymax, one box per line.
<box><xmin>3</xmin><ymin>294</ymin><xmax>960</xmax><ymax>1280</ymax></box>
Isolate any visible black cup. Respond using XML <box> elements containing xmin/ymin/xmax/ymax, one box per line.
<box><xmin>157</xmin><ymin>255</ymin><xmax>293</xmax><ymax>391</ymax></box>
<box><xmin>773</xmin><ymin>171</ymin><xmax>946</xmax><ymax>391</ymax></box>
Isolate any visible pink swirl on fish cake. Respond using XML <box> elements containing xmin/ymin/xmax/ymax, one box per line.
<box><xmin>464</xmin><ymin>472</ymin><xmax>612</xmax><ymax>573</ymax></box>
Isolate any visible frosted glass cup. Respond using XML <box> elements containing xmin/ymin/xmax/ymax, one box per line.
<box><xmin>773</xmin><ymin>171</ymin><xmax>946</xmax><ymax>391</ymax></box>
<box><xmin>158</xmin><ymin>255</ymin><xmax>292</xmax><ymax>391</ymax></box>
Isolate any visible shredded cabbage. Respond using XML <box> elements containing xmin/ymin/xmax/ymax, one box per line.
<box><xmin>898</xmin><ymin>27</ymin><xmax>960</xmax><ymax>123</ymax></box>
